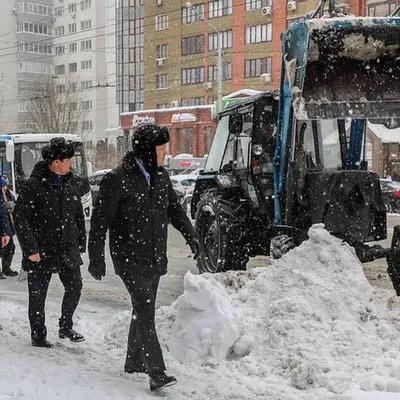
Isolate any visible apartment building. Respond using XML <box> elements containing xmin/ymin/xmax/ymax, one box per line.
<box><xmin>0</xmin><ymin>0</ymin><xmax>119</xmax><ymax>153</ymax></box>
<box><xmin>366</xmin><ymin>0</ymin><xmax>398</xmax><ymax>16</ymax></box>
<box><xmin>116</xmin><ymin>0</ymin><xmax>367</xmax><ymax>156</ymax></box>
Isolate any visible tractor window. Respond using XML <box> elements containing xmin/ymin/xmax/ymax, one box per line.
<box><xmin>203</xmin><ymin>115</ymin><xmax>229</xmax><ymax>173</ymax></box>
<box><xmin>235</xmin><ymin>111</ymin><xmax>253</xmax><ymax>169</ymax></box>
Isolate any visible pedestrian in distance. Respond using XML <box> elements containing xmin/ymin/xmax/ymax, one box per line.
<box><xmin>14</xmin><ymin>137</ymin><xmax>86</xmax><ymax>348</ymax></box>
<box><xmin>0</xmin><ymin>176</ymin><xmax>18</xmax><ymax>278</ymax></box>
<box><xmin>0</xmin><ymin>180</ymin><xmax>12</xmax><ymax>329</ymax></box>
<box><xmin>88</xmin><ymin>124</ymin><xmax>199</xmax><ymax>392</ymax></box>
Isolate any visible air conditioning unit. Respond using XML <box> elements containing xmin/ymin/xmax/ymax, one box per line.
<box><xmin>287</xmin><ymin>1</ymin><xmax>297</xmax><ymax>11</ymax></box>
<box><xmin>156</xmin><ymin>58</ymin><xmax>164</xmax><ymax>67</ymax></box>
<box><xmin>260</xmin><ymin>73</ymin><xmax>272</xmax><ymax>83</ymax></box>
<box><xmin>12</xmin><ymin>8</ymin><xmax>17</xmax><ymax>15</ymax></box>
<box><xmin>203</xmin><ymin>81</ymin><xmax>212</xmax><ymax>90</ymax></box>
<box><xmin>171</xmin><ymin>100</ymin><xmax>180</xmax><ymax>107</ymax></box>
<box><xmin>71</xmin><ymin>12</ymin><xmax>76</xmax><ymax>18</ymax></box>
<box><xmin>261</xmin><ymin>6</ymin><xmax>272</xmax><ymax>16</ymax></box>
<box><xmin>156</xmin><ymin>0</ymin><xmax>163</xmax><ymax>5</ymax></box>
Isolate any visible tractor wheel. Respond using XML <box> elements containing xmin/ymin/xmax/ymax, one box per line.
<box><xmin>195</xmin><ymin>191</ymin><xmax>248</xmax><ymax>273</ymax></box>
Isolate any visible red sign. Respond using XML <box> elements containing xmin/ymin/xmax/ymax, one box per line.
<box><xmin>180</xmin><ymin>161</ymin><xmax>192</xmax><ymax>167</ymax></box>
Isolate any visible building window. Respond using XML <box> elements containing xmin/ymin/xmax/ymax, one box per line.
<box><xmin>205</xmin><ymin>126</ymin><xmax>214</xmax><ymax>153</ymax></box>
<box><xmin>129</xmin><ymin>19</ymin><xmax>144</xmax><ymax>35</ymax></box>
<box><xmin>82</xmin><ymin>120</ymin><xmax>93</xmax><ymax>131</ymax></box>
<box><xmin>55</xmin><ymin>6</ymin><xmax>64</xmax><ymax>16</ymax></box>
<box><xmin>81</xmin><ymin>20</ymin><xmax>92</xmax><ymax>30</ymax></box>
<box><xmin>69</xmin><ymin>3</ymin><xmax>77</xmax><ymax>13</ymax></box>
<box><xmin>245</xmin><ymin>57</ymin><xmax>272</xmax><ymax>77</ymax></box>
<box><xmin>80</xmin><ymin>40</ymin><xmax>92</xmax><ymax>51</ymax></box>
<box><xmin>80</xmin><ymin>0</ymin><xmax>91</xmax><ymax>10</ymax></box>
<box><xmin>208</xmin><ymin>62</ymin><xmax>232</xmax><ymax>81</ymax></box>
<box><xmin>18</xmin><ymin>22</ymin><xmax>52</xmax><ymax>36</ymax></box>
<box><xmin>129</xmin><ymin>76</ymin><xmax>135</xmax><ymax>90</ymax></box>
<box><xmin>56</xmin><ymin>84</ymin><xmax>66</xmax><ymax>94</ymax></box>
<box><xmin>156</xmin><ymin>74</ymin><xmax>168</xmax><ymax>89</ymax></box>
<box><xmin>181</xmin><ymin>67</ymin><xmax>205</xmax><ymax>85</ymax></box>
<box><xmin>69</xmin><ymin>42</ymin><xmax>78</xmax><ymax>53</ymax></box>
<box><xmin>81</xmin><ymin>101</ymin><xmax>92</xmax><ymax>111</ymax></box>
<box><xmin>55</xmin><ymin>64</ymin><xmax>65</xmax><ymax>75</ymax></box>
<box><xmin>368</xmin><ymin>1</ymin><xmax>397</xmax><ymax>16</ymax></box>
<box><xmin>81</xmin><ymin>60</ymin><xmax>92</xmax><ymax>70</ymax></box>
<box><xmin>208</xmin><ymin>30</ymin><xmax>232</xmax><ymax>51</ymax></box>
<box><xmin>182</xmin><ymin>35</ymin><xmax>204</xmax><ymax>56</ymax></box>
<box><xmin>246</xmin><ymin>23</ymin><xmax>272</xmax><ymax>44</ymax></box>
<box><xmin>209</xmin><ymin>0</ymin><xmax>232</xmax><ymax>19</ymax></box>
<box><xmin>156</xmin><ymin>44</ymin><xmax>168</xmax><ymax>59</ymax></box>
<box><xmin>179</xmin><ymin>128</ymin><xmax>193</xmax><ymax>154</ymax></box>
<box><xmin>156</xmin><ymin>103</ymin><xmax>168</xmax><ymax>109</ymax></box>
<box><xmin>55</xmin><ymin>45</ymin><xmax>65</xmax><ymax>55</ymax></box>
<box><xmin>182</xmin><ymin>97</ymin><xmax>205</xmax><ymax>106</ymax></box>
<box><xmin>182</xmin><ymin>4</ymin><xmax>205</xmax><ymax>23</ymax></box>
<box><xmin>155</xmin><ymin>14</ymin><xmax>168</xmax><ymax>30</ymax></box>
<box><xmin>55</xmin><ymin>26</ymin><xmax>65</xmax><ymax>37</ymax></box>
<box><xmin>69</xmin><ymin>62</ymin><xmax>78</xmax><ymax>73</ymax></box>
<box><xmin>245</xmin><ymin>0</ymin><xmax>272</xmax><ymax>11</ymax></box>
<box><xmin>81</xmin><ymin>80</ymin><xmax>92</xmax><ymax>89</ymax></box>
<box><xmin>68</xmin><ymin>23</ymin><xmax>77</xmax><ymax>34</ymax></box>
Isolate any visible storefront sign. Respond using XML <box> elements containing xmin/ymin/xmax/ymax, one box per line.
<box><xmin>132</xmin><ymin>115</ymin><xmax>155</xmax><ymax>127</ymax></box>
<box><xmin>171</xmin><ymin>113</ymin><xmax>197</xmax><ymax>123</ymax></box>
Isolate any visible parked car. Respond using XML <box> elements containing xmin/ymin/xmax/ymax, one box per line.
<box><xmin>380</xmin><ymin>179</ymin><xmax>400</xmax><ymax>213</ymax></box>
<box><xmin>89</xmin><ymin>169</ymin><xmax>188</xmax><ymax>213</ymax></box>
<box><xmin>88</xmin><ymin>169</ymin><xmax>111</xmax><ymax>204</ymax></box>
<box><xmin>170</xmin><ymin>174</ymin><xmax>198</xmax><ymax>199</ymax></box>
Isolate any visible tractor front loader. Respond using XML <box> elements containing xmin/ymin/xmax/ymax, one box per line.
<box><xmin>191</xmin><ymin>0</ymin><xmax>400</xmax><ymax>293</ymax></box>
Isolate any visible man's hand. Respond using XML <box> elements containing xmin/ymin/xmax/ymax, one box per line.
<box><xmin>1</xmin><ymin>235</ymin><xmax>9</xmax><ymax>248</ymax></box>
<box><xmin>188</xmin><ymin>238</ymin><xmax>200</xmax><ymax>260</ymax></box>
<box><xmin>88</xmin><ymin>259</ymin><xmax>106</xmax><ymax>281</ymax></box>
<box><xmin>28</xmin><ymin>253</ymin><xmax>41</xmax><ymax>262</ymax></box>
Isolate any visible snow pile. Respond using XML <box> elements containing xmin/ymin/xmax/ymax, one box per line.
<box><xmin>169</xmin><ymin>272</ymin><xmax>240</xmax><ymax>364</ymax></box>
<box><xmin>158</xmin><ymin>224</ymin><xmax>400</xmax><ymax>397</ymax></box>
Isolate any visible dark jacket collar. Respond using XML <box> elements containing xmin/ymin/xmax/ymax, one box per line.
<box><xmin>30</xmin><ymin>161</ymin><xmax>73</xmax><ymax>185</ymax></box>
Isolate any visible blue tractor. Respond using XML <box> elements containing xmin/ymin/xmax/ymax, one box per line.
<box><xmin>190</xmin><ymin>0</ymin><xmax>400</xmax><ymax>284</ymax></box>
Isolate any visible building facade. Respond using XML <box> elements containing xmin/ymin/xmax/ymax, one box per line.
<box><xmin>0</xmin><ymin>0</ymin><xmax>119</xmax><ymax>153</ymax></box>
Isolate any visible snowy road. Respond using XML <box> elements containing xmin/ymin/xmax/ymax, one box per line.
<box><xmin>1</xmin><ymin>214</ymin><xmax>399</xmax><ymax>314</ymax></box>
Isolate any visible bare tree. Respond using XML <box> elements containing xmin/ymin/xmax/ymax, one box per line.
<box><xmin>26</xmin><ymin>75</ymin><xmax>88</xmax><ymax>135</ymax></box>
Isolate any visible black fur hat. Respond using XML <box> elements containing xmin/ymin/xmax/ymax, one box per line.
<box><xmin>42</xmin><ymin>137</ymin><xmax>75</xmax><ymax>163</ymax></box>
<box><xmin>131</xmin><ymin>124</ymin><xmax>169</xmax><ymax>171</ymax></box>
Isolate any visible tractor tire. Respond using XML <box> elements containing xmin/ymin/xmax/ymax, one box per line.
<box><xmin>195</xmin><ymin>190</ymin><xmax>249</xmax><ymax>274</ymax></box>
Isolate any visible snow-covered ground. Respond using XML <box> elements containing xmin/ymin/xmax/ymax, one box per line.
<box><xmin>1</xmin><ymin>224</ymin><xmax>400</xmax><ymax>399</ymax></box>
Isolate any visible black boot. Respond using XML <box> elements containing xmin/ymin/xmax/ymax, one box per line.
<box><xmin>0</xmin><ymin>272</ymin><xmax>6</xmax><ymax>279</ymax></box>
<box><xmin>59</xmin><ymin>328</ymin><xmax>85</xmax><ymax>342</ymax></box>
<box><xmin>149</xmin><ymin>371</ymin><xmax>177</xmax><ymax>391</ymax></box>
<box><xmin>2</xmin><ymin>253</ymin><xmax>18</xmax><ymax>277</ymax></box>
<box><xmin>31</xmin><ymin>338</ymin><xmax>53</xmax><ymax>348</ymax></box>
<box><xmin>3</xmin><ymin>270</ymin><xmax>18</xmax><ymax>277</ymax></box>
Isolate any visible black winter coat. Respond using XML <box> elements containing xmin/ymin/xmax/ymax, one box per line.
<box><xmin>14</xmin><ymin>161</ymin><xmax>86</xmax><ymax>273</ymax></box>
<box><xmin>88</xmin><ymin>151</ymin><xmax>197</xmax><ymax>276</ymax></box>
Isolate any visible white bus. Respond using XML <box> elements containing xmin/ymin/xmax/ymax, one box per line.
<box><xmin>0</xmin><ymin>133</ymin><xmax>93</xmax><ymax>219</ymax></box>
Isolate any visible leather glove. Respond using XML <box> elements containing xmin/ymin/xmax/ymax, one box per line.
<box><xmin>88</xmin><ymin>259</ymin><xmax>106</xmax><ymax>281</ymax></box>
<box><xmin>187</xmin><ymin>238</ymin><xmax>200</xmax><ymax>260</ymax></box>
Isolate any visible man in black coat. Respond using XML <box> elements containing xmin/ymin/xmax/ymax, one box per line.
<box><xmin>88</xmin><ymin>124</ymin><xmax>199</xmax><ymax>391</ymax></box>
<box><xmin>14</xmin><ymin>137</ymin><xmax>86</xmax><ymax>348</ymax></box>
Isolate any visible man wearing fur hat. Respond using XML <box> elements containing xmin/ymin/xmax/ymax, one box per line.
<box><xmin>14</xmin><ymin>137</ymin><xmax>86</xmax><ymax>348</ymax></box>
<box><xmin>88</xmin><ymin>124</ymin><xmax>199</xmax><ymax>391</ymax></box>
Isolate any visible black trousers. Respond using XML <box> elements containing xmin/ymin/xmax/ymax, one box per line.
<box><xmin>27</xmin><ymin>267</ymin><xmax>82</xmax><ymax>340</ymax></box>
<box><xmin>120</xmin><ymin>269</ymin><xmax>166</xmax><ymax>375</ymax></box>
<box><xmin>1</xmin><ymin>237</ymin><xmax>15</xmax><ymax>273</ymax></box>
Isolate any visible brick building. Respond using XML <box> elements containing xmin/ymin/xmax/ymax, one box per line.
<box><xmin>117</xmin><ymin>0</ymin><xmax>367</xmax><ymax>157</ymax></box>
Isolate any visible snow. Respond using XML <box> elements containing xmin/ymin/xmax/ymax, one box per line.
<box><xmin>2</xmin><ymin>224</ymin><xmax>400</xmax><ymax>399</ymax></box>
<box><xmin>369</xmin><ymin>123</ymin><xmax>400</xmax><ymax>143</ymax></box>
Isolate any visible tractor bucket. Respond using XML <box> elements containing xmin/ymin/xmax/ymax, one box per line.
<box><xmin>283</xmin><ymin>17</ymin><xmax>400</xmax><ymax>120</ymax></box>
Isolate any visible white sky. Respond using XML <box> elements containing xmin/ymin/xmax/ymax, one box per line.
<box><xmin>1</xmin><ymin>224</ymin><xmax>400</xmax><ymax>399</ymax></box>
